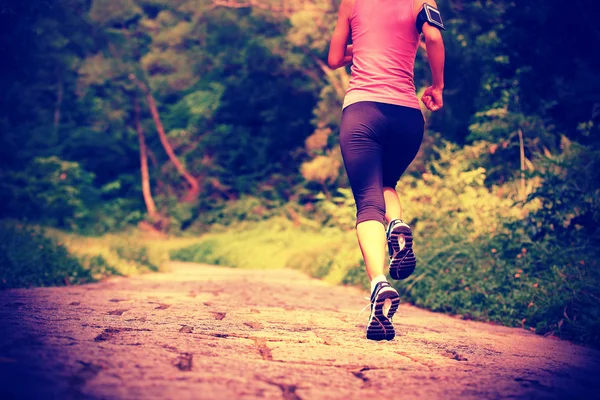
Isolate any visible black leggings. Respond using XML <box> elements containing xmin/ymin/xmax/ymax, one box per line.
<box><xmin>340</xmin><ymin>101</ymin><xmax>424</xmax><ymax>225</ymax></box>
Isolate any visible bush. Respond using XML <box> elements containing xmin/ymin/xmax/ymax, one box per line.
<box><xmin>0</xmin><ymin>221</ymin><xmax>93</xmax><ymax>288</ymax></box>
<box><xmin>0</xmin><ymin>157</ymin><xmax>96</xmax><ymax>228</ymax></box>
<box><xmin>397</xmin><ymin>211</ymin><xmax>599</xmax><ymax>347</ymax></box>
<box><xmin>494</xmin><ymin>139</ymin><xmax>599</xmax><ymax>344</ymax></box>
<box><xmin>170</xmin><ymin>217</ymin><xmax>346</xmax><ymax>270</ymax></box>
<box><xmin>0</xmin><ymin>221</ymin><xmax>171</xmax><ymax>289</ymax></box>
<box><xmin>49</xmin><ymin>229</ymin><xmax>170</xmax><ymax>277</ymax></box>
<box><xmin>0</xmin><ymin>157</ymin><xmax>147</xmax><ymax>235</ymax></box>
<box><xmin>399</xmin><ymin>141</ymin><xmax>529</xmax><ymax>239</ymax></box>
<box><xmin>74</xmin><ymin>197</ymin><xmax>145</xmax><ymax>235</ymax></box>
<box><xmin>385</xmin><ymin>139</ymin><xmax>599</xmax><ymax>346</ymax></box>
<box><xmin>169</xmin><ymin>239</ymin><xmax>223</xmax><ymax>265</ymax></box>
<box><xmin>187</xmin><ymin>195</ymin><xmax>283</xmax><ymax>232</ymax></box>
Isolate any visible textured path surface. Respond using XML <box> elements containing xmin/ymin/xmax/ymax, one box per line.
<box><xmin>1</xmin><ymin>263</ymin><xmax>599</xmax><ymax>399</ymax></box>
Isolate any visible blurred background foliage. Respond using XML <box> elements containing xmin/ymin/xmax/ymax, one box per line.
<box><xmin>0</xmin><ymin>0</ymin><xmax>598</xmax><ymax>346</ymax></box>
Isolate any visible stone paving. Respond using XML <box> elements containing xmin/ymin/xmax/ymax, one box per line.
<box><xmin>1</xmin><ymin>262</ymin><xmax>599</xmax><ymax>399</ymax></box>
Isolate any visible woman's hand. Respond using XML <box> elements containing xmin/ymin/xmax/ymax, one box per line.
<box><xmin>421</xmin><ymin>86</ymin><xmax>443</xmax><ymax>111</ymax></box>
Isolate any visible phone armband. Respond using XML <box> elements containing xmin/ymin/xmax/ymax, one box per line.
<box><xmin>416</xmin><ymin>3</ymin><xmax>446</xmax><ymax>34</ymax></box>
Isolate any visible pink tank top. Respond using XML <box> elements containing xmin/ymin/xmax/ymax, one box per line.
<box><xmin>343</xmin><ymin>0</ymin><xmax>421</xmax><ymax>110</ymax></box>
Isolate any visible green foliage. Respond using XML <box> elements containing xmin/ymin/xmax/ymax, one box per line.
<box><xmin>310</xmin><ymin>188</ymin><xmax>356</xmax><ymax>230</ymax></box>
<box><xmin>191</xmin><ymin>7</ymin><xmax>317</xmax><ymax>195</ymax></box>
<box><xmin>169</xmin><ymin>239</ymin><xmax>218</xmax><ymax>264</ymax></box>
<box><xmin>400</xmin><ymin>141</ymin><xmax>526</xmax><ymax>238</ymax></box>
<box><xmin>286</xmin><ymin>235</ymin><xmax>366</xmax><ymax>286</ymax></box>
<box><xmin>0</xmin><ymin>221</ymin><xmax>92</xmax><ymax>288</ymax></box>
<box><xmin>170</xmin><ymin>217</ymin><xmax>346</xmax><ymax>270</ymax></box>
<box><xmin>74</xmin><ymin>198</ymin><xmax>144</xmax><ymax>235</ymax></box>
<box><xmin>194</xmin><ymin>196</ymin><xmax>281</xmax><ymax>228</ymax></box>
<box><xmin>0</xmin><ymin>220</ymin><xmax>172</xmax><ymax>289</ymax></box>
<box><xmin>47</xmin><ymin>228</ymin><xmax>171</xmax><ymax>278</ymax></box>
<box><xmin>524</xmin><ymin>138</ymin><xmax>600</xmax><ymax>245</ymax></box>
<box><xmin>399</xmin><ymin>141</ymin><xmax>599</xmax><ymax>347</ymax></box>
<box><xmin>287</xmin><ymin>3</ymin><xmax>336</xmax><ymax>54</ymax></box>
<box><xmin>399</xmin><ymin>212</ymin><xmax>599</xmax><ymax>347</ymax></box>
<box><xmin>112</xmin><ymin>242</ymin><xmax>161</xmax><ymax>272</ymax></box>
<box><xmin>165</xmin><ymin>83</ymin><xmax>225</xmax><ymax>132</ymax></box>
<box><xmin>379</xmin><ymin>140</ymin><xmax>598</xmax><ymax>346</ymax></box>
<box><xmin>0</xmin><ymin>157</ymin><xmax>96</xmax><ymax>228</ymax></box>
<box><xmin>88</xmin><ymin>0</ymin><xmax>143</xmax><ymax>26</ymax></box>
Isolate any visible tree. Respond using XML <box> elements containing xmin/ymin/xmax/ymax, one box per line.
<box><xmin>130</xmin><ymin>74</ymin><xmax>201</xmax><ymax>201</ymax></box>
<box><xmin>86</xmin><ymin>0</ymin><xmax>200</xmax><ymax>201</ymax></box>
<box><xmin>133</xmin><ymin>95</ymin><xmax>159</xmax><ymax>220</ymax></box>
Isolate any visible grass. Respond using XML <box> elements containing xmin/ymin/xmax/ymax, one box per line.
<box><xmin>170</xmin><ymin>217</ymin><xmax>348</xmax><ymax>270</ymax></box>
<box><xmin>0</xmin><ymin>221</ymin><xmax>175</xmax><ymax>289</ymax></box>
<box><xmin>0</xmin><ymin>222</ymin><xmax>92</xmax><ymax>288</ymax></box>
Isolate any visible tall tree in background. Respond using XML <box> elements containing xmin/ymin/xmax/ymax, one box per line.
<box><xmin>133</xmin><ymin>95</ymin><xmax>159</xmax><ymax>220</ymax></box>
<box><xmin>85</xmin><ymin>0</ymin><xmax>200</xmax><ymax>201</ymax></box>
<box><xmin>130</xmin><ymin>74</ymin><xmax>201</xmax><ymax>201</ymax></box>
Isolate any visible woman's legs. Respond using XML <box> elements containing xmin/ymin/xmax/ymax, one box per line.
<box><xmin>341</xmin><ymin>102</ymin><xmax>424</xmax><ymax>285</ymax></box>
<box><xmin>358</xmin><ymin>188</ymin><xmax>401</xmax><ymax>281</ymax></box>
<box><xmin>383</xmin><ymin>186</ymin><xmax>402</xmax><ymax>223</ymax></box>
<box><xmin>340</xmin><ymin>102</ymin><xmax>423</xmax><ymax>340</ymax></box>
<box><xmin>340</xmin><ymin>103</ymin><xmax>388</xmax><ymax>282</ymax></box>
<box><xmin>356</xmin><ymin>221</ymin><xmax>387</xmax><ymax>280</ymax></box>
<box><xmin>381</xmin><ymin>106</ymin><xmax>424</xmax><ymax>280</ymax></box>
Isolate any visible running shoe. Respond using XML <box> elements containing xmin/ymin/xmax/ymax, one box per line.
<box><xmin>387</xmin><ymin>219</ymin><xmax>416</xmax><ymax>280</ymax></box>
<box><xmin>365</xmin><ymin>281</ymin><xmax>400</xmax><ymax>341</ymax></box>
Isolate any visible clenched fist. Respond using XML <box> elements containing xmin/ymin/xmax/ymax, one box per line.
<box><xmin>421</xmin><ymin>86</ymin><xmax>443</xmax><ymax>111</ymax></box>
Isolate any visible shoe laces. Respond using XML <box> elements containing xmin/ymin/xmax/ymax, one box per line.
<box><xmin>357</xmin><ymin>297</ymin><xmax>372</xmax><ymax>317</ymax></box>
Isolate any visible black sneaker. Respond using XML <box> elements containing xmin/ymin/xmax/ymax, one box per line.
<box><xmin>387</xmin><ymin>219</ymin><xmax>416</xmax><ymax>280</ymax></box>
<box><xmin>365</xmin><ymin>281</ymin><xmax>400</xmax><ymax>341</ymax></box>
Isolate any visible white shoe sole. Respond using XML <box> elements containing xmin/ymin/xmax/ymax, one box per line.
<box><xmin>389</xmin><ymin>223</ymin><xmax>416</xmax><ymax>280</ymax></box>
<box><xmin>366</xmin><ymin>287</ymin><xmax>400</xmax><ymax>341</ymax></box>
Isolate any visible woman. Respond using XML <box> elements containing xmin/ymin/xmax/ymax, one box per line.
<box><xmin>328</xmin><ymin>0</ymin><xmax>445</xmax><ymax>341</ymax></box>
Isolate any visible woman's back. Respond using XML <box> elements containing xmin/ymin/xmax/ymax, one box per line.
<box><xmin>344</xmin><ymin>0</ymin><xmax>421</xmax><ymax>110</ymax></box>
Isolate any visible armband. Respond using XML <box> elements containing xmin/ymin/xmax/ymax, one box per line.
<box><xmin>416</xmin><ymin>3</ymin><xmax>446</xmax><ymax>34</ymax></box>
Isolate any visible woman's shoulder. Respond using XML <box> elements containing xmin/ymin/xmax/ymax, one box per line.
<box><xmin>338</xmin><ymin>0</ymin><xmax>356</xmax><ymax>19</ymax></box>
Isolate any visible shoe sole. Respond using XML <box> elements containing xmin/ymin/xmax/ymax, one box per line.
<box><xmin>389</xmin><ymin>224</ymin><xmax>416</xmax><ymax>281</ymax></box>
<box><xmin>366</xmin><ymin>289</ymin><xmax>400</xmax><ymax>341</ymax></box>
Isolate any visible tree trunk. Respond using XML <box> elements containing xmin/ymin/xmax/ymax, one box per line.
<box><xmin>54</xmin><ymin>70</ymin><xmax>64</xmax><ymax>132</ymax></box>
<box><xmin>130</xmin><ymin>74</ymin><xmax>200</xmax><ymax>202</ymax></box>
<box><xmin>134</xmin><ymin>96</ymin><xmax>159</xmax><ymax>220</ymax></box>
<box><xmin>518</xmin><ymin>128</ymin><xmax>526</xmax><ymax>202</ymax></box>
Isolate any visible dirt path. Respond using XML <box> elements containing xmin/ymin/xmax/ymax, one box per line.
<box><xmin>1</xmin><ymin>262</ymin><xmax>599</xmax><ymax>399</ymax></box>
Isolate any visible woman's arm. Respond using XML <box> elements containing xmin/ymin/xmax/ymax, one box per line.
<box><xmin>327</xmin><ymin>0</ymin><xmax>353</xmax><ymax>70</ymax></box>
<box><xmin>414</xmin><ymin>0</ymin><xmax>445</xmax><ymax>111</ymax></box>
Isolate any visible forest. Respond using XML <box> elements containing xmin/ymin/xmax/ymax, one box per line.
<box><xmin>0</xmin><ymin>0</ymin><xmax>598</xmax><ymax>347</ymax></box>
